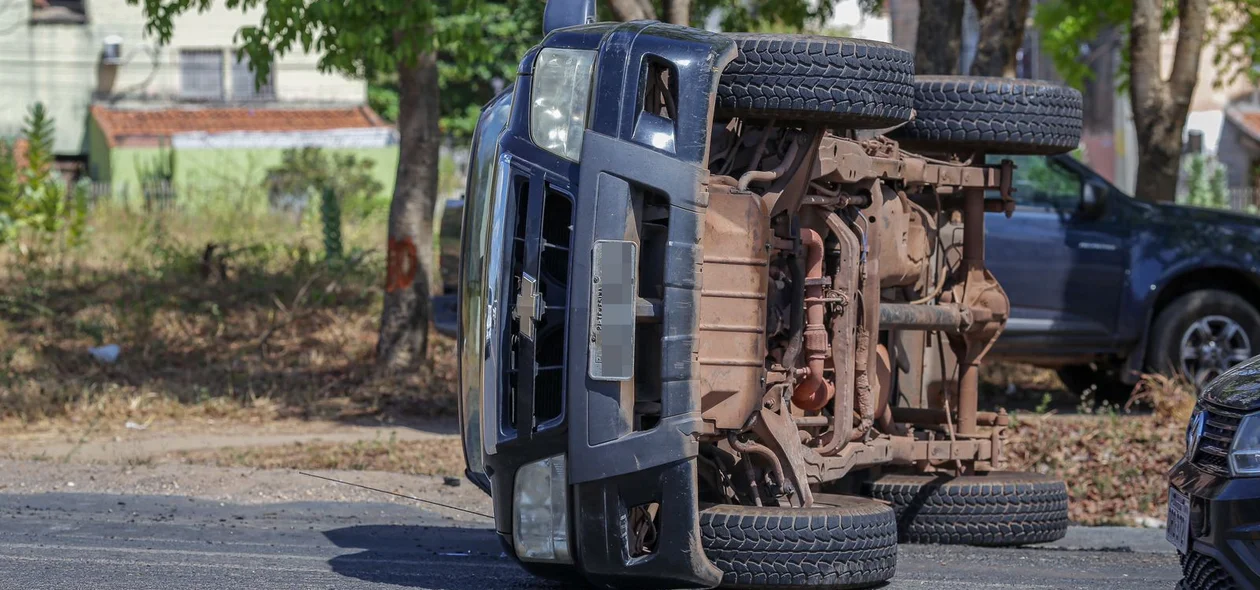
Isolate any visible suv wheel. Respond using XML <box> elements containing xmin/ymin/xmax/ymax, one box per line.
<box><xmin>1149</xmin><ymin>290</ymin><xmax>1260</xmax><ymax>390</ymax></box>
<box><xmin>717</xmin><ymin>34</ymin><xmax>915</xmax><ymax>129</ymax></box>
<box><xmin>888</xmin><ymin>76</ymin><xmax>1083</xmax><ymax>155</ymax></box>
<box><xmin>863</xmin><ymin>472</ymin><xmax>1069</xmax><ymax>547</ymax></box>
<box><xmin>700</xmin><ymin>495</ymin><xmax>897</xmax><ymax>589</ymax></box>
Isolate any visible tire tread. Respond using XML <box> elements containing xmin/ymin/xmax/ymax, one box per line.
<box><xmin>717</xmin><ymin>33</ymin><xmax>915</xmax><ymax>128</ymax></box>
<box><xmin>864</xmin><ymin>472</ymin><xmax>1069</xmax><ymax>546</ymax></box>
<box><xmin>889</xmin><ymin>76</ymin><xmax>1083</xmax><ymax>155</ymax></box>
<box><xmin>700</xmin><ymin>500</ymin><xmax>897</xmax><ymax>589</ymax></box>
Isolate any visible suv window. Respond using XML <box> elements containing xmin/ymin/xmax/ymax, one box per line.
<box><xmin>1007</xmin><ymin>155</ymin><xmax>1082</xmax><ymax>211</ymax></box>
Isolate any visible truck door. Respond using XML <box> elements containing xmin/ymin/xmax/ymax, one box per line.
<box><xmin>986</xmin><ymin>155</ymin><xmax>1130</xmax><ymax>356</ymax></box>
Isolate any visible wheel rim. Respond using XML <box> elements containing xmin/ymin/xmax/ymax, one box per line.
<box><xmin>1178</xmin><ymin>315</ymin><xmax>1252</xmax><ymax>388</ymax></box>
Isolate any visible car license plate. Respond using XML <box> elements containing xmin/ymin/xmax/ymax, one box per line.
<box><xmin>588</xmin><ymin>240</ymin><xmax>637</xmax><ymax>381</ymax></box>
<box><xmin>1166</xmin><ymin>487</ymin><xmax>1191</xmax><ymax>554</ymax></box>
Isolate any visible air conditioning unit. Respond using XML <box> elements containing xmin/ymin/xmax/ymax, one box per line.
<box><xmin>102</xmin><ymin>35</ymin><xmax>123</xmax><ymax>66</ymax></box>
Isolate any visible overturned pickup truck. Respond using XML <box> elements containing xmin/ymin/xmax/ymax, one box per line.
<box><xmin>455</xmin><ymin>3</ymin><xmax>1084</xmax><ymax>588</ymax></box>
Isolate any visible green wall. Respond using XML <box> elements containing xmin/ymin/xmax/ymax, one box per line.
<box><xmin>101</xmin><ymin>145</ymin><xmax>400</xmax><ymax>207</ymax></box>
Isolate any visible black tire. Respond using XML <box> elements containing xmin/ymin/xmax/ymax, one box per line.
<box><xmin>717</xmin><ymin>34</ymin><xmax>915</xmax><ymax>128</ymax></box>
<box><xmin>700</xmin><ymin>496</ymin><xmax>897</xmax><ymax>589</ymax></box>
<box><xmin>888</xmin><ymin>76</ymin><xmax>1083</xmax><ymax>155</ymax></box>
<box><xmin>1148</xmin><ymin>290</ymin><xmax>1260</xmax><ymax>390</ymax></box>
<box><xmin>864</xmin><ymin>472</ymin><xmax>1069</xmax><ymax>547</ymax></box>
<box><xmin>1178</xmin><ymin>550</ymin><xmax>1241</xmax><ymax>590</ymax></box>
<box><xmin>1055</xmin><ymin>364</ymin><xmax>1135</xmax><ymax>405</ymax></box>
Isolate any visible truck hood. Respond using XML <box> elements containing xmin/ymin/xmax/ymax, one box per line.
<box><xmin>1200</xmin><ymin>354</ymin><xmax>1260</xmax><ymax>412</ymax></box>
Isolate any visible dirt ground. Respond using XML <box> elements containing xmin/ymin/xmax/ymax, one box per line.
<box><xmin>0</xmin><ymin>416</ymin><xmax>489</xmax><ymax>519</ymax></box>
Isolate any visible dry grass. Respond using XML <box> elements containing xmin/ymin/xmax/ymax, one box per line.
<box><xmin>1007</xmin><ymin>373</ymin><xmax>1196</xmax><ymax>525</ymax></box>
<box><xmin>0</xmin><ymin>204</ymin><xmax>456</xmax><ymax>434</ymax></box>
<box><xmin>0</xmin><ymin>203</ymin><xmax>1202</xmax><ymax>526</ymax></box>
<box><xmin>175</xmin><ymin>436</ymin><xmax>466</xmax><ymax>477</ymax></box>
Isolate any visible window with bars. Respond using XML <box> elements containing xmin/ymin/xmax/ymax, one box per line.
<box><xmin>180</xmin><ymin>49</ymin><xmax>224</xmax><ymax>101</ymax></box>
<box><xmin>232</xmin><ymin>54</ymin><xmax>275</xmax><ymax>102</ymax></box>
<box><xmin>30</xmin><ymin>0</ymin><xmax>87</xmax><ymax>24</ymax></box>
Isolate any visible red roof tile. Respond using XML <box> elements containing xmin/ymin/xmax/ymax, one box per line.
<box><xmin>90</xmin><ymin>105</ymin><xmax>390</xmax><ymax>147</ymax></box>
<box><xmin>1238</xmin><ymin>111</ymin><xmax>1260</xmax><ymax>142</ymax></box>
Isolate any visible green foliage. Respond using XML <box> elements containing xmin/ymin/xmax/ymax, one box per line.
<box><xmin>128</xmin><ymin>0</ymin><xmax>488</xmax><ymax>88</ymax></box>
<box><xmin>265</xmin><ymin>148</ymin><xmax>385</xmax><ymax>208</ymax></box>
<box><xmin>0</xmin><ymin>104</ymin><xmax>88</xmax><ymax>250</ymax></box>
<box><xmin>135</xmin><ymin>141</ymin><xmax>176</xmax><ymax>184</ymax></box>
<box><xmin>1035</xmin><ymin>0</ymin><xmax>1257</xmax><ymax>90</ymax></box>
<box><xmin>319</xmin><ymin>186</ymin><xmax>343</xmax><ymax>261</ymax></box>
<box><xmin>264</xmin><ymin>148</ymin><xmax>384</xmax><ymax>259</ymax></box>
<box><xmin>1210</xmin><ymin>2</ymin><xmax>1260</xmax><ymax>89</ymax></box>
<box><xmin>693</xmin><ymin>0</ymin><xmax>837</xmax><ymax>32</ymax></box>
<box><xmin>362</xmin><ymin>0</ymin><xmax>542</xmax><ymax>136</ymax></box>
<box><xmin>1032</xmin><ymin>0</ymin><xmax>1133</xmax><ymax>89</ymax></box>
<box><xmin>1180</xmin><ymin>154</ymin><xmax>1230</xmax><ymax>210</ymax></box>
<box><xmin>367</xmin><ymin>83</ymin><xmax>400</xmax><ymax>123</ymax></box>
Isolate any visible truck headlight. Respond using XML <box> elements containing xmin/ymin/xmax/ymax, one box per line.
<box><xmin>530</xmin><ymin>48</ymin><xmax>595</xmax><ymax>162</ymax></box>
<box><xmin>1231</xmin><ymin>413</ymin><xmax>1260</xmax><ymax>476</ymax></box>
<box><xmin>513</xmin><ymin>454</ymin><xmax>571</xmax><ymax>563</ymax></box>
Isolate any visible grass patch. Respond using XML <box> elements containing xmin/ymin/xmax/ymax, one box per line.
<box><xmin>174</xmin><ymin>435</ymin><xmax>465</xmax><ymax>477</ymax></box>
<box><xmin>0</xmin><ymin>202</ymin><xmax>455</xmax><ymax>432</ymax></box>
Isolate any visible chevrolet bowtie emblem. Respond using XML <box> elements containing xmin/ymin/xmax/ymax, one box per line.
<box><xmin>513</xmin><ymin>274</ymin><xmax>544</xmax><ymax>340</ymax></box>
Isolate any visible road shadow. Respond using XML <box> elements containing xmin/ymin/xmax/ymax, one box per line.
<box><xmin>324</xmin><ymin>524</ymin><xmax>579</xmax><ymax>589</ymax></box>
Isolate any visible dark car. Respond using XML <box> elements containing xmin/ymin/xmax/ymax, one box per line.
<box><xmin>1168</xmin><ymin>354</ymin><xmax>1260</xmax><ymax>589</ymax></box>
<box><xmin>986</xmin><ymin>155</ymin><xmax>1260</xmax><ymax>396</ymax></box>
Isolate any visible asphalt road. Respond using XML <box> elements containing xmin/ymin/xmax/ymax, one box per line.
<box><xmin>0</xmin><ymin>492</ymin><xmax>1182</xmax><ymax>590</ymax></box>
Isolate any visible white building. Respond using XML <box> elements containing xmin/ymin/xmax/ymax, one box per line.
<box><xmin>0</xmin><ymin>0</ymin><xmax>367</xmax><ymax>157</ymax></box>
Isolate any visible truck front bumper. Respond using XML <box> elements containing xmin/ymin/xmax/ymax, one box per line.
<box><xmin>464</xmin><ymin>22</ymin><xmax>738</xmax><ymax>589</ymax></box>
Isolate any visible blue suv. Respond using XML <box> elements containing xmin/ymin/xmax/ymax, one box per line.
<box><xmin>986</xmin><ymin>154</ymin><xmax>1260</xmax><ymax>397</ymax></box>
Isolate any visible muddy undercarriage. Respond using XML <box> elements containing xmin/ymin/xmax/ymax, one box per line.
<box><xmin>692</xmin><ymin>122</ymin><xmax>1016</xmax><ymax>509</ymax></box>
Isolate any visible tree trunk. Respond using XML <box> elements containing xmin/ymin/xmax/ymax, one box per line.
<box><xmin>377</xmin><ymin>53</ymin><xmax>439</xmax><ymax>369</ymax></box>
<box><xmin>914</xmin><ymin>0</ymin><xmax>966</xmax><ymax>75</ymax></box>
<box><xmin>1129</xmin><ymin>0</ymin><xmax>1208</xmax><ymax>203</ymax></box>
<box><xmin>969</xmin><ymin>0</ymin><xmax>1029</xmax><ymax>77</ymax></box>
<box><xmin>607</xmin><ymin>0</ymin><xmax>655</xmax><ymax>21</ymax></box>
<box><xmin>662</xmin><ymin>0</ymin><xmax>689</xmax><ymax>25</ymax></box>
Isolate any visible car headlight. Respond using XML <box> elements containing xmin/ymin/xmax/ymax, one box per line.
<box><xmin>1231</xmin><ymin>413</ymin><xmax>1260</xmax><ymax>476</ymax></box>
<box><xmin>530</xmin><ymin>48</ymin><xmax>595</xmax><ymax>162</ymax></box>
<box><xmin>513</xmin><ymin>454</ymin><xmax>571</xmax><ymax>563</ymax></box>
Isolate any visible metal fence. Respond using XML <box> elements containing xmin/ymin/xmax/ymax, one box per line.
<box><xmin>83</xmin><ymin>180</ymin><xmax>212</xmax><ymax>212</ymax></box>
<box><xmin>1228</xmin><ymin>188</ymin><xmax>1260</xmax><ymax>213</ymax></box>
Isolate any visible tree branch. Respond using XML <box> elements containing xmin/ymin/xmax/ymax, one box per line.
<box><xmin>1167</xmin><ymin>0</ymin><xmax>1208</xmax><ymax>104</ymax></box>
<box><xmin>606</xmin><ymin>0</ymin><xmax>656</xmax><ymax>21</ymax></box>
<box><xmin>1128</xmin><ymin>0</ymin><xmax>1164</xmax><ymax>136</ymax></box>
<box><xmin>663</xmin><ymin>0</ymin><xmax>690</xmax><ymax>25</ymax></box>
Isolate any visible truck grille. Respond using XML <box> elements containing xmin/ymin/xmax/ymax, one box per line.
<box><xmin>503</xmin><ymin>174</ymin><xmax>573</xmax><ymax>433</ymax></box>
<box><xmin>1192</xmin><ymin>404</ymin><xmax>1241</xmax><ymax>476</ymax></box>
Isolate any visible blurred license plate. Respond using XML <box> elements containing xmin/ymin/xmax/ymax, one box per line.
<box><xmin>1166</xmin><ymin>488</ymin><xmax>1190</xmax><ymax>553</ymax></box>
<box><xmin>588</xmin><ymin>240</ymin><xmax>637</xmax><ymax>381</ymax></box>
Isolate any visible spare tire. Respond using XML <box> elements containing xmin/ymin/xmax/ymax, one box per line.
<box><xmin>864</xmin><ymin>472</ymin><xmax>1069</xmax><ymax>547</ymax></box>
<box><xmin>700</xmin><ymin>495</ymin><xmax>897</xmax><ymax>589</ymax></box>
<box><xmin>889</xmin><ymin>76</ymin><xmax>1083</xmax><ymax>155</ymax></box>
<box><xmin>717</xmin><ymin>34</ymin><xmax>915</xmax><ymax>129</ymax></box>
